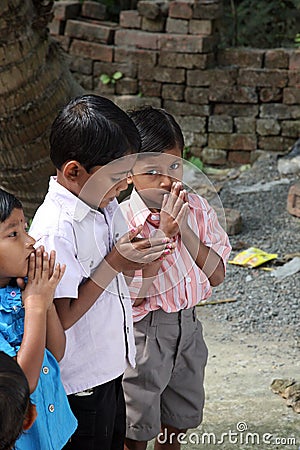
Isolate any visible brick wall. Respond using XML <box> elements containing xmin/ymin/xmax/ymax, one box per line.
<box><xmin>50</xmin><ymin>0</ymin><xmax>300</xmax><ymax>165</ymax></box>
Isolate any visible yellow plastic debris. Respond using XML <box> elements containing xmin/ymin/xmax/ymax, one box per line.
<box><xmin>228</xmin><ymin>247</ymin><xmax>277</xmax><ymax>268</ymax></box>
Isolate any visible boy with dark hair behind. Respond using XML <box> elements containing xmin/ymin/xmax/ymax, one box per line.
<box><xmin>0</xmin><ymin>351</ymin><xmax>36</xmax><ymax>450</ymax></box>
<box><xmin>117</xmin><ymin>106</ymin><xmax>231</xmax><ymax>450</ymax></box>
<box><xmin>29</xmin><ymin>95</ymin><xmax>173</xmax><ymax>450</ymax></box>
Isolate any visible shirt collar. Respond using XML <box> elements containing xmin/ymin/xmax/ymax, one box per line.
<box><xmin>128</xmin><ymin>188</ymin><xmax>153</xmax><ymax>227</ymax></box>
<box><xmin>48</xmin><ymin>176</ymin><xmax>95</xmax><ymax>222</ymax></box>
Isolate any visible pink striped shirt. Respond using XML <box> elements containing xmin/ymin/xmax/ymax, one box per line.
<box><xmin>119</xmin><ymin>189</ymin><xmax>231</xmax><ymax>322</ymax></box>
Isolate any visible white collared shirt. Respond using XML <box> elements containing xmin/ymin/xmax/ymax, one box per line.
<box><xmin>30</xmin><ymin>177</ymin><xmax>135</xmax><ymax>395</ymax></box>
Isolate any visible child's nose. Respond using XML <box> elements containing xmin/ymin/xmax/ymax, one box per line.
<box><xmin>159</xmin><ymin>174</ymin><xmax>172</xmax><ymax>189</ymax></box>
<box><xmin>25</xmin><ymin>234</ymin><xmax>36</xmax><ymax>248</ymax></box>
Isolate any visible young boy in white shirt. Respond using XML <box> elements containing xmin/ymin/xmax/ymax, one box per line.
<box><xmin>29</xmin><ymin>95</ymin><xmax>172</xmax><ymax>450</ymax></box>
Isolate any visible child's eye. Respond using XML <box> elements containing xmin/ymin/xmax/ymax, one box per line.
<box><xmin>8</xmin><ymin>231</ymin><xmax>18</xmax><ymax>237</ymax></box>
<box><xmin>111</xmin><ymin>176</ymin><xmax>121</xmax><ymax>183</ymax></box>
<box><xmin>170</xmin><ymin>162</ymin><xmax>180</xmax><ymax>170</ymax></box>
<box><xmin>145</xmin><ymin>169</ymin><xmax>160</xmax><ymax>176</ymax></box>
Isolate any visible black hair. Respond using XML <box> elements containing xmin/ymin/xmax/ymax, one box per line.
<box><xmin>50</xmin><ymin>94</ymin><xmax>141</xmax><ymax>171</ymax></box>
<box><xmin>127</xmin><ymin>106</ymin><xmax>184</xmax><ymax>154</ymax></box>
<box><xmin>0</xmin><ymin>352</ymin><xmax>30</xmax><ymax>450</ymax></box>
<box><xmin>0</xmin><ymin>189</ymin><xmax>22</xmax><ymax>223</ymax></box>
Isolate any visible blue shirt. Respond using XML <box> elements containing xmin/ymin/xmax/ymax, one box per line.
<box><xmin>0</xmin><ymin>285</ymin><xmax>77</xmax><ymax>449</ymax></box>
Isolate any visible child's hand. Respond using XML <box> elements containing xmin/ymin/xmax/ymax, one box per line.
<box><xmin>22</xmin><ymin>246</ymin><xmax>66</xmax><ymax>311</ymax></box>
<box><xmin>107</xmin><ymin>226</ymin><xmax>173</xmax><ymax>272</ymax></box>
<box><xmin>159</xmin><ymin>182</ymin><xmax>189</xmax><ymax>238</ymax></box>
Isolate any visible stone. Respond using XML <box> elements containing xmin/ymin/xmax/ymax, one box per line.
<box><xmin>287</xmin><ymin>183</ymin><xmax>300</xmax><ymax>217</ymax></box>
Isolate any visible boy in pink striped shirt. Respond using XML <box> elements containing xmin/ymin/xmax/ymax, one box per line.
<box><xmin>120</xmin><ymin>106</ymin><xmax>231</xmax><ymax>450</ymax></box>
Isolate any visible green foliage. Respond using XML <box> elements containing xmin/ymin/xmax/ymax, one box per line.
<box><xmin>99</xmin><ymin>71</ymin><xmax>123</xmax><ymax>85</ymax></box>
<box><xmin>220</xmin><ymin>0</ymin><xmax>300</xmax><ymax>48</ymax></box>
<box><xmin>295</xmin><ymin>33</ymin><xmax>300</xmax><ymax>47</ymax></box>
<box><xmin>183</xmin><ymin>147</ymin><xmax>204</xmax><ymax>171</ymax></box>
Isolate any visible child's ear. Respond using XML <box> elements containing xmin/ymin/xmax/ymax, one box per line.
<box><xmin>62</xmin><ymin>161</ymin><xmax>83</xmax><ymax>181</ymax></box>
<box><xmin>23</xmin><ymin>403</ymin><xmax>37</xmax><ymax>431</ymax></box>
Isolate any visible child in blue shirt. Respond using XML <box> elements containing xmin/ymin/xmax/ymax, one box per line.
<box><xmin>0</xmin><ymin>188</ymin><xmax>77</xmax><ymax>449</ymax></box>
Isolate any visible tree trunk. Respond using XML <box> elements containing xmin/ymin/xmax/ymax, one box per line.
<box><xmin>0</xmin><ymin>0</ymin><xmax>84</xmax><ymax>217</ymax></box>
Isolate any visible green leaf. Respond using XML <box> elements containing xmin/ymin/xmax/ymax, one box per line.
<box><xmin>100</xmin><ymin>74</ymin><xmax>111</xmax><ymax>85</ymax></box>
<box><xmin>112</xmin><ymin>71</ymin><xmax>123</xmax><ymax>80</ymax></box>
<box><xmin>189</xmin><ymin>156</ymin><xmax>203</xmax><ymax>170</ymax></box>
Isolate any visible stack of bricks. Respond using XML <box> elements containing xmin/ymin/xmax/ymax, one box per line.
<box><xmin>49</xmin><ymin>0</ymin><xmax>300</xmax><ymax>166</ymax></box>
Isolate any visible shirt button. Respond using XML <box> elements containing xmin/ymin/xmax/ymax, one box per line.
<box><xmin>48</xmin><ymin>404</ymin><xmax>55</xmax><ymax>413</ymax></box>
<box><xmin>90</xmin><ymin>260</ymin><xmax>94</xmax><ymax>267</ymax></box>
<box><xmin>186</xmin><ymin>277</ymin><xmax>191</xmax><ymax>283</ymax></box>
<box><xmin>42</xmin><ymin>366</ymin><xmax>49</xmax><ymax>375</ymax></box>
<box><xmin>121</xmin><ymin>293</ymin><xmax>124</xmax><ymax>299</ymax></box>
<box><xmin>115</xmin><ymin>233</ymin><xmax>119</xmax><ymax>239</ymax></box>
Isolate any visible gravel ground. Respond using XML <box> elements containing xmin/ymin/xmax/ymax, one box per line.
<box><xmin>197</xmin><ymin>153</ymin><xmax>299</xmax><ymax>348</ymax></box>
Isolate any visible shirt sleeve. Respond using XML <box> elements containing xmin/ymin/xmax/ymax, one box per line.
<box><xmin>190</xmin><ymin>194</ymin><xmax>232</xmax><ymax>268</ymax></box>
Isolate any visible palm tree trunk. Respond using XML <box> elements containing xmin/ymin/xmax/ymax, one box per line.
<box><xmin>0</xmin><ymin>0</ymin><xmax>84</xmax><ymax>217</ymax></box>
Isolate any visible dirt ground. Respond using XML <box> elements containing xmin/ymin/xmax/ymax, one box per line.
<box><xmin>149</xmin><ymin>307</ymin><xmax>300</xmax><ymax>450</ymax></box>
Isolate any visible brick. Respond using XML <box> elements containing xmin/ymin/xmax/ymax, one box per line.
<box><xmin>115</xmin><ymin>77</ymin><xmax>138</xmax><ymax>95</ymax></box>
<box><xmin>208</xmin><ymin>115</ymin><xmax>233</xmax><ymax>133</ymax></box>
<box><xmin>114</xmin><ymin>48</ymin><xmax>157</xmax><ymax>66</ymax></box>
<box><xmin>53</xmin><ymin>35</ymin><xmax>71</xmax><ymax>52</ymax></box>
<box><xmin>81</xmin><ymin>1</ymin><xmax>106</xmax><ymax>20</ymax></box>
<box><xmin>120</xmin><ymin>10</ymin><xmax>141</xmax><ymax>29</ymax></box>
<box><xmin>48</xmin><ymin>18</ymin><xmax>65</xmax><ymax>35</ymax></box>
<box><xmin>238</xmin><ymin>69</ymin><xmax>288</xmax><ymax>88</ymax></box>
<box><xmin>162</xmin><ymin>84</ymin><xmax>184</xmax><ymax>100</ymax></box>
<box><xmin>141</xmin><ymin>17</ymin><xmax>166</xmax><ymax>32</ymax></box>
<box><xmin>281</xmin><ymin>120</ymin><xmax>300</xmax><ymax>137</ymax></box>
<box><xmin>217</xmin><ymin>48</ymin><xmax>264</xmax><ymax>68</ymax></box>
<box><xmin>209</xmin><ymin>86</ymin><xmax>257</xmax><ymax>103</ymax></box>
<box><xmin>154</xmin><ymin>67</ymin><xmax>185</xmax><ymax>83</ymax></box>
<box><xmin>289</xmin><ymin>50</ymin><xmax>300</xmax><ymax>70</ymax></box>
<box><xmin>137</xmin><ymin>1</ymin><xmax>161</xmax><ymax>19</ymax></box>
<box><xmin>70</xmin><ymin>39</ymin><xmax>113</xmax><ymax>62</ymax></box>
<box><xmin>185</xmin><ymin>86</ymin><xmax>209</xmax><ymax>104</ymax></box>
<box><xmin>159</xmin><ymin>34</ymin><xmax>216</xmax><ymax>53</ymax></box>
<box><xmin>159</xmin><ymin>51</ymin><xmax>215</xmax><ymax>69</ymax></box>
<box><xmin>208</xmin><ymin>133</ymin><xmax>256</xmax><ymax>151</ymax></box>
<box><xmin>112</xmin><ymin>95</ymin><xmax>161</xmax><ymax>111</ymax></box>
<box><xmin>177</xmin><ymin>116</ymin><xmax>206</xmax><ymax>133</ymax></box>
<box><xmin>193</xmin><ymin>2</ymin><xmax>223</xmax><ymax>20</ymax></box>
<box><xmin>166</xmin><ymin>17</ymin><xmax>188</xmax><ymax>34</ymax></box>
<box><xmin>69</xmin><ymin>55</ymin><xmax>93</xmax><ymax>75</ymax></box>
<box><xmin>115</xmin><ymin>29</ymin><xmax>158</xmax><ymax>49</ymax></box>
<box><xmin>138</xmin><ymin>63</ymin><xmax>157</xmax><ymax>81</ymax></box>
<box><xmin>139</xmin><ymin>81</ymin><xmax>162</xmax><ymax>97</ymax></box>
<box><xmin>258</xmin><ymin>136</ymin><xmax>295</xmax><ymax>151</ymax></box>
<box><xmin>94</xmin><ymin>61</ymin><xmax>137</xmax><ymax>78</ymax></box>
<box><xmin>265</xmin><ymin>49</ymin><xmax>290</xmax><ymax>69</ymax></box>
<box><xmin>187</xmin><ymin>68</ymin><xmax>237</xmax><ymax>87</ymax></box>
<box><xmin>65</xmin><ymin>20</ymin><xmax>117</xmax><ymax>44</ymax></box>
<box><xmin>256</xmin><ymin>119</ymin><xmax>281</xmax><ymax>136</ymax></box>
<box><xmin>259</xmin><ymin>88</ymin><xmax>282</xmax><ymax>103</ymax></box>
<box><xmin>201</xmin><ymin>147</ymin><xmax>227</xmax><ymax>165</ymax></box>
<box><xmin>228</xmin><ymin>151</ymin><xmax>251</xmax><ymax>164</ymax></box>
<box><xmin>289</xmin><ymin>70</ymin><xmax>300</xmax><ymax>87</ymax></box>
<box><xmin>234</xmin><ymin>117</ymin><xmax>256</xmax><ymax>134</ymax></box>
<box><xmin>169</xmin><ymin>1</ymin><xmax>193</xmax><ymax>19</ymax></box>
<box><xmin>189</xmin><ymin>19</ymin><xmax>213</xmax><ymax>35</ymax></box>
<box><xmin>164</xmin><ymin>100</ymin><xmax>211</xmax><ymax>116</ymax></box>
<box><xmin>287</xmin><ymin>183</ymin><xmax>300</xmax><ymax>217</ymax></box>
<box><xmin>283</xmin><ymin>88</ymin><xmax>300</xmax><ymax>105</ymax></box>
<box><xmin>53</xmin><ymin>1</ymin><xmax>81</xmax><ymax>20</ymax></box>
<box><xmin>73</xmin><ymin>72</ymin><xmax>93</xmax><ymax>90</ymax></box>
<box><xmin>224</xmin><ymin>208</ymin><xmax>242</xmax><ymax>235</ymax></box>
<box><xmin>260</xmin><ymin>104</ymin><xmax>293</xmax><ymax>119</ymax></box>
<box><xmin>214</xmin><ymin>104</ymin><xmax>258</xmax><ymax>117</ymax></box>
